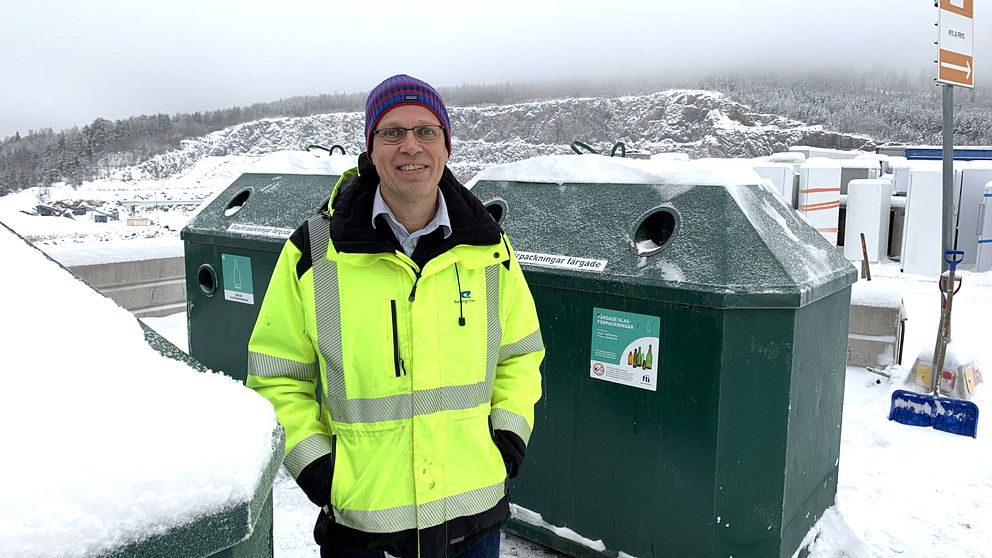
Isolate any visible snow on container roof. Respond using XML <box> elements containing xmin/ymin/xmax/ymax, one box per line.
<box><xmin>466</xmin><ymin>154</ymin><xmax>764</xmax><ymax>189</ymax></box>
<box><xmin>789</xmin><ymin>145</ymin><xmax>862</xmax><ymax>159</ymax></box>
<box><xmin>469</xmin><ymin>155</ymin><xmax>856</xmax><ymax>308</ymax></box>
<box><xmin>840</xmin><ymin>159</ymin><xmax>883</xmax><ymax>170</ymax></box>
<box><xmin>801</xmin><ymin>157</ymin><xmax>844</xmax><ymax>169</ymax></box>
<box><xmin>849</xmin><ymin>178</ymin><xmax>893</xmax><ymax>186</ymax></box>
<box><xmin>245</xmin><ymin>149</ymin><xmax>357</xmax><ymax>175</ymax></box>
<box><xmin>0</xmin><ymin>224</ymin><xmax>279</xmax><ymax>558</ymax></box>
<box><xmin>855</xmin><ymin>153</ymin><xmax>890</xmax><ymax>161</ymax></box>
<box><xmin>752</xmin><ymin>161</ymin><xmax>795</xmax><ymax>170</ymax></box>
<box><xmin>763</xmin><ymin>152</ymin><xmax>806</xmax><ymax>164</ymax></box>
<box><xmin>851</xmin><ymin>280</ymin><xmax>905</xmax><ymax>311</ymax></box>
<box><xmin>184</xmin><ymin>155</ymin><xmax>347</xmax><ymax>247</ymax></box>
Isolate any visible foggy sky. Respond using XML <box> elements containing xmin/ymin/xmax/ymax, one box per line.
<box><xmin>1</xmin><ymin>0</ymin><xmax>988</xmax><ymax>139</ymax></box>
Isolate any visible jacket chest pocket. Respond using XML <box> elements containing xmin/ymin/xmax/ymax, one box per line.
<box><xmin>432</xmin><ymin>269</ymin><xmax>495</xmax><ymax>386</ymax></box>
<box><xmin>333</xmin><ymin>277</ymin><xmax>412</xmax><ymax>398</ymax></box>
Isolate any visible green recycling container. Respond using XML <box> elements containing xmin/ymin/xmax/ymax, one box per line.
<box><xmin>5</xmin><ymin>221</ymin><xmax>285</xmax><ymax>558</ymax></box>
<box><xmin>137</xmin><ymin>268</ymin><xmax>285</xmax><ymax>558</ymax></box>
<box><xmin>182</xmin><ymin>154</ymin><xmax>351</xmax><ymax>381</ymax></box>
<box><xmin>470</xmin><ymin>156</ymin><xmax>857</xmax><ymax>558</ymax></box>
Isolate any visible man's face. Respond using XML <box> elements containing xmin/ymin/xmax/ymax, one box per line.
<box><xmin>370</xmin><ymin>104</ymin><xmax>449</xmax><ymax>208</ymax></box>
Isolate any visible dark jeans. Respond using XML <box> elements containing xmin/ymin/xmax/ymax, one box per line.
<box><xmin>320</xmin><ymin>529</ymin><xmax>501</xmax><ymax>558</ymax></box>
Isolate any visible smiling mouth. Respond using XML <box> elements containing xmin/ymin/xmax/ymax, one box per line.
<box><xmin>397</xmin><ymin>164</ymin><xmax>428</xmax><ymax>171</ymax></box>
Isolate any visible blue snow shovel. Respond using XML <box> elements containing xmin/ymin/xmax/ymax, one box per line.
<box><xmin>889</xmin><ymin>250</ymin><xmax>979</xmax><ymax>438</ymax></box>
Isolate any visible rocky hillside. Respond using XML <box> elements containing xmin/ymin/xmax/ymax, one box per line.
<box><xmin>116</xmin><ymin>89</ymin><xmax>873</xmax><ymax>183</ymax></box>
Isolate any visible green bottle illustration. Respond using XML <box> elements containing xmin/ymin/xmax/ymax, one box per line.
<box><xmin>646</xmin><ymin>345</ymin><xmax>653</xmax><ymax>369</ymax></box>
<box><xmin>635</xmin><ymin>347</ymin><xmax>642</xmax><ymax>368</ymax></box>
<box><xmin>232</xmin><ymin>259</ymin><xmax>243</xmax><ymax>290</ymax></box>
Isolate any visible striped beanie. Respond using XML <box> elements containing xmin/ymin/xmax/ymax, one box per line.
<box><xmin>365</xmin><ymin>74</ymin><xmax>452</xmax><ymax>154</ymax></box>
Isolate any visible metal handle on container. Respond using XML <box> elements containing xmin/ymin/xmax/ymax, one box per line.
<box><xmin>570</xmin><ymin>140</ymin><xmax>598</xmax><ymax>155</ymax></box>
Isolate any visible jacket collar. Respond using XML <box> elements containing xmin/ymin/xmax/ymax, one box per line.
<box><xmin>327</xmin><ymin>153</ymin><xmax>503</xmax><ymax>268</ymax></box>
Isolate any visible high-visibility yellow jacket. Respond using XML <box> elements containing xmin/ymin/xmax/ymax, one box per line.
<box><xmin>247</xmin><ymin>156</ymin><xmax>544</xmax><ymax>558</ymax></box>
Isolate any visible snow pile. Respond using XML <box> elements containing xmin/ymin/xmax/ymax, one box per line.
<box><xmin>0</xmin><ymin>225</ymin><xmax>278</xmax><ymax>558</ymax></box>
<box><xmin>510</xmin><ymin>505</ymin><xmax>606</xmax><ymax>552</ymax></box>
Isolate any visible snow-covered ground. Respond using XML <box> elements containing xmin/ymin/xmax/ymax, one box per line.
<box><xmin>2</xmin><ymin>151</ymin><xmax>989</xmax><ymax>557</ymax></box>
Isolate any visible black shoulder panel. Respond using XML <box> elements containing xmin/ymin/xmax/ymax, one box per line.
<box><xmin>290</xmin><ymin>220</ymin><xmax>313</xmax><ymax>280</ymax></box>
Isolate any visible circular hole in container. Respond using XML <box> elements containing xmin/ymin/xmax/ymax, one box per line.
<box><xmin>198</xmin><ymin>264</ymin><xmax>218</xmax><ymax>297</ymax></box>
<box><xmin>223</xmin><ymin>188</ymin><xmax>252</xmax><ymax>218</ymax></box>
<box><xmin>631</xmin><ymin>208</ymin><xmax>679</xmax><ymax>256</ymax></box>
<box><xmin>485</xmin><ymin>200</ymin><xmax>507</xmax><ymax>224</ymax></box>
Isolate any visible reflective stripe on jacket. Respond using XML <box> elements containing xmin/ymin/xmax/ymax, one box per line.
<box><xmin>247</xmin><ymin>162</ymin><xmax>544</xmax><ymax>554</ymax></box>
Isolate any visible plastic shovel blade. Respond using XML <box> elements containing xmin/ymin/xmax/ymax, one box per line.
<box><xmin>888</xmin><ymin>390</ymin><xmax>935</xmax><ymax>427</ymax></box>
<box><xmin>933</xmin><ymin>398</ymin><xmax>980</xmax><ymax>438</ymax></box>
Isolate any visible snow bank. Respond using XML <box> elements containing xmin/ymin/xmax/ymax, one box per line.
<box><xmin>0</xmin><ymin>225</ymin><xmax>278</xmax><ymax>558</ymax></box>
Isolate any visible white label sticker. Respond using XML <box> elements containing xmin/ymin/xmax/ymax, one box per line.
<box><xmin>221</xmin><ymin>253</ymin><xmax>255</xmax><ymax>305</ymax></box>
<box><xmin>228</xmin><ymin>223</ymin><xmax>295</xmax><ymax>238</ymax></box>
<box><xmin>590</xmin><ymin>308</ymin><xmax>660</xmax><ymax>392</ymax></box>
<box><xmin>515</xmin><ymin>251</ymin><xmax>607</xmax><ymax>272</ymax></box>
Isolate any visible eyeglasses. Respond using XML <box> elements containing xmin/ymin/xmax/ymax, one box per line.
<box><xmin>373</xmin><ymin>125</ymin><xmax>445</xmax><ymax>145</ymax></box>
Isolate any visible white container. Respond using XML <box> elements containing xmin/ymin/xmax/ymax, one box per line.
<box><xmin>753</xmin><ymin>163</ymin><xmax>797</xmax><ymax>208</ymax></box>
<box><xmin>976</xmin><ymin>183</ymin><xmax>992</xmax><ymax>272</ymax></box>
<box><xmin>798</xmin><ymin>158</ymin><xmax>843</xmax><ymax>244</ymax></box>
<box><xmin>839</xmin><ymin>159</ymin><xmax>881</xmax><ymax>195</ymax></box>
<box><xmin>855</xmin><ymin>152</ymin><xmax>892</xmax><ymax>174</ymax></box>
<box><xmin>901</xmin><ymin>169</ymin><xmax>943</xmax><ymax>277</ymax></box>
<box><xmin>954</xmin><ymin>161</ymin><xmax>992</xmax><ymax>265</ymax></box>
<box><xmin>844</xmin><ymin>178</ymin><xmax>893</xmax><ymax>263</ymax></box>
<box><xmin>890</xmin><ymin>162</ymin><xmax>912</xmax><ymax>195</ymax></box>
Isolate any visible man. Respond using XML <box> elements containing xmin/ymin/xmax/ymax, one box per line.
<box><xmin>247</xmin><ymin>74</ymin><xmax>545</xmax><ymax>558</ymax></box>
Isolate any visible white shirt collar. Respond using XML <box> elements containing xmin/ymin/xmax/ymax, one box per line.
<box><xmin>371</xmin><ymin>187</ymin><xmax>452</xmax><ymax>257</ymax></box>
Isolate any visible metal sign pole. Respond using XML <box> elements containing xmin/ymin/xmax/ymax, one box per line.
<box><xmin>942</xmin><ymin>83</ymin><xmax>954</xmax><ymax>271</ymax></box>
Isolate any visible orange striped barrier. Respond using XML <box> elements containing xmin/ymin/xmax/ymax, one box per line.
<box><xmin>800</xmin><ymin>201</ymin><xmax>841</xmax><ymax>211</ymax></box>
<box><xmin>800</xmin><ymin>187</ymin><xmax>842</xmax><ymax>194</ymax></box>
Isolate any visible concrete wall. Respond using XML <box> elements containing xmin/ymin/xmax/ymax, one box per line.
<box><xmin>70</xmin><ymin>257</ymin><xmax>185</xmax><ymax>318</ymax></box>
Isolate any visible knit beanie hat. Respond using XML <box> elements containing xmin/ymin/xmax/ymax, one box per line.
<box><xmin>365</xmin><ymin>74</ymin><xmax>452</xmax><ymax>154</ymax></box>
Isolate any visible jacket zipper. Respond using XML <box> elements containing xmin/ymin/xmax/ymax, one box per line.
<box><xmin>408</xmin><ymin>269</ymin><xmax>422</xmax><ymax>302</ymax></box>
<box><xmin>390</xmin><ymin>300</ymin><xmax>406</xmax><ymax>377</ymax></box>
<box><xmin>322</xmin><ymin>434</ymin><xmax>338</xmax><ymax>517</ymax></box>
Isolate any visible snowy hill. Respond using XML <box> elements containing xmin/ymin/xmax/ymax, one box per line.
<box><xmin>113</xmin><ymin>89</ymin><xmax>873</xmax><ymax>183</ymax></box>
